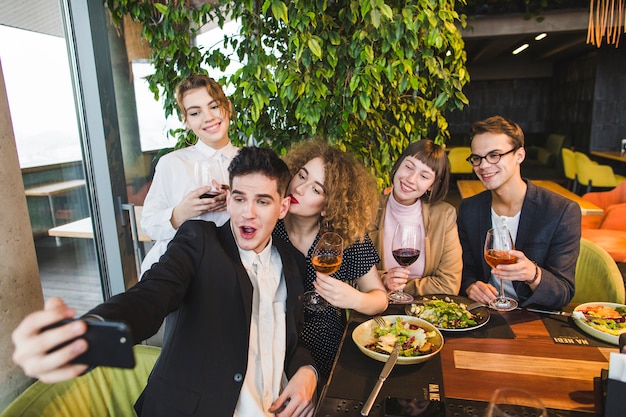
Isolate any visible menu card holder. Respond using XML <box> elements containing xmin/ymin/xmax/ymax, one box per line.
<box><xmin>605</xmin><ymin>378</ymin><xmax>626</xmax><ymax>415</ymax></box>
<box><xmin>604</xmin><ymin>351</ymin><xmax>626</xmax><ymax>416</ymax></box>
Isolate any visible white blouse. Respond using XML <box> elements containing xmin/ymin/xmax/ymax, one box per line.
<box><xmin>140</xmin><ymin>140</ymin><xmax>239</xmax><ymax>275</ymax></box>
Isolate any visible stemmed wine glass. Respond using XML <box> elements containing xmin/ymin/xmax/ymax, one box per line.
<box><xmin>387</xmin><ymin>223</ymin><xmax>422</xmax><ymax>304</ymax></box>
<box><xmin>485</xmin><ymin>388</ymin><xmax>547</xmax><ymax>417</ymax></box>
<box><xmin>194</xmin><ymin>159</ymin><xmax>227</xmax><ymax>199</ymax></box>
<box><xmin>302</xmin><ymin>232</ymin><xmax>343</xmax><ymax>311</ymax></box>
<box><xmin>484</xmin><ymin>227</ymin><xmax>518</xmax><ymax>311</ymax></box>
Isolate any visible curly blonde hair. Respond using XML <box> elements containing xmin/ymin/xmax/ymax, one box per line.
<box><xmin>283</xmin><ymin>139</ymin><xmax>379</xmax><ymax>247</ymax></box>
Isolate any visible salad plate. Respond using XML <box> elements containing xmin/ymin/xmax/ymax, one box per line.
<box><xmin>572</xmin><ymin>302</ymin><xmax>626</xmax><ymax>345</ymax></box>
<box><xmin>352</xmin><ymin>315</ymin><xmax>444</xmax><ymax>364</ymax></box>
<box><xmin>405</xmin><ymin>294</ymin><xmax>490</xmax><ymax>332</ymax></box>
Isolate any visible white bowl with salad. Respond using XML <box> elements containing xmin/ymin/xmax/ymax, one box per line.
<box><xmin>572</xmin><ymin>302</ymin><xmax>626</xmax><ymax>345</ymax></box>
<box><xmin>352</xmin><ymin>315</ymin><xmax>444</xmax><ymax>364</ymax></box>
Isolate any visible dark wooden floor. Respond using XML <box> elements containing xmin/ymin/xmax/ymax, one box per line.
<box><xmin>37</xmin><ymin>237</ymin><xmax>103</xmax><ymax>317</ymax></box>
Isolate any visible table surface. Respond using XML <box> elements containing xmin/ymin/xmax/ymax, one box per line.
<box><xmin>48</xmin><ymin>206</ymin><xmax>151</xmax><ymax>242</ymax></box>
<box><xmin>24</xmin><ymin>179</ymin><xmax>86</xmax><ymax>196</ymax></box>
<box><xmin>315</xmin><ymin>304</ymin><xmax>614</xmax><ymax>416</ymax></box>
<box><xmin>590</xmin><ymin>151</ymin><xmax>626</xmax><ymax>163</ymax></box>
<box><xmin>456</xmin><ymin>180</ymin><xmax>604</xmax><ymax>216</ymax></box>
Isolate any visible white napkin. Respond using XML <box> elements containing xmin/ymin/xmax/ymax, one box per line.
<box><xmin>608</xmin><ymin>352</ymin><xmax>626</xmax><ymax>382</ymax></box>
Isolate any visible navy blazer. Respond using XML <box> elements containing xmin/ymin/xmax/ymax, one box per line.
<box><xmin>457</xmin><ymin>180</ymin><xmax>581</xmax><ymax>309</ymax></box>
<box><xmin>88</xmin><ymin>220</ymin><xmax>312</xmax><ymax>416</ymax></box>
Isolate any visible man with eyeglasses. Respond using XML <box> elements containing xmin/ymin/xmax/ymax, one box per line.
<box><xmin>457</xmin><ymin>116</ymin><xmax>581</xmax><ymax>310</ymax></box>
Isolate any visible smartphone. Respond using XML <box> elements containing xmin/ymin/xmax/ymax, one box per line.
<box><xmin>200</xmin><ymin>184</ymin><xmax>229</xmax><ymax>199</ymax></box>
<box><xmin>42</xmin><ymin>319</ymin><xmax>136</xmax><ymax>368</ymax></box>
<box><xmin>384</xmin><ymin>397</ymin><xmax>445</xmax><ymax>417</ymax></box>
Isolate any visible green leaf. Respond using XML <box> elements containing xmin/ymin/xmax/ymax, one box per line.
<box><xmin>308</xmin><ymin>38</ymin><xmax>322</xmax><ymax>59</ymax></box>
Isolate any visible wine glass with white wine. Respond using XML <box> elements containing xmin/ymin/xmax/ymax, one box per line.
<box><xmin>484</xmin><ymin>227</ymin><xmax>518</xmax><ymax>311</ymax></box>
<box><xmin>485</xmin><ymin>388</ymin><xmax>547</xmax><ymax>417</ymax></box>
<box><xmin>301</xmin><ymin>232</ymin><xmax>343</xmax><ymax>311</ymax></box>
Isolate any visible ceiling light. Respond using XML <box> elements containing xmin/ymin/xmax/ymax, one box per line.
<box><xmin>512</xmin><ymin>44</ymin><xmax>529</xmax><ymax>55</ymax></box>
<box><xmin>535</xmin><ymin>33</ymin><xmax>547</xmax><ymax>41</ymax></box>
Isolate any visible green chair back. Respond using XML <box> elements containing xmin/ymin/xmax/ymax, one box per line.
<box><xmin>1</xmin><ymin>345</ymin><xmax>160</xmax><ymax>417</ymax></box>
<box><xmin>572</xmin><ymin>238</ymin><xmax>625</xmax><ymax>304</ymax></box>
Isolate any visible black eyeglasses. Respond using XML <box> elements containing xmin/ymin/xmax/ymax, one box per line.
<box><xmin>466</xmin><ymin>148</ymin><xmax>517</xmax><ymax>167</ymax></box>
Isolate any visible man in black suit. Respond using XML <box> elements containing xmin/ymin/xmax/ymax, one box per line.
<box><xmin>457</xmin><ymin>116</ymin><xmax>580</xmax><ymax>310</ymax></box>
<box><xmin>12</xmin><ymin>147</ymin><xmax>317</xmax><ymax>417</ymax></box>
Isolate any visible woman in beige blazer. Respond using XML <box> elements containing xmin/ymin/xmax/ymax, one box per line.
<box><xmin>370</xmin><ymin>140</ymin><xmax>463</xmax><ymax>297</ymax></box>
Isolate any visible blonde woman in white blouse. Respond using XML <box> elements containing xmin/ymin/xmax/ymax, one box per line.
<box><xmin>141</xmin><ymin>75</ymin><xmax>239</xmax><ymax>275</ymax></box>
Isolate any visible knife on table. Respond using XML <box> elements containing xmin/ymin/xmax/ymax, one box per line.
<box><xmin>526</xmin><ymin>308</ymin><xmax>625</xmax><ymax>322</ymax></box>
<box><xmin>361</xmin><ymin>343</ymin><xmax>401</xmax><ymax>416</ymax></box>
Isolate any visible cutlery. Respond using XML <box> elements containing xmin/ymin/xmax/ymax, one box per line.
<box><xmin>361</xmin><ymin>342</ymin><xmax>401</xmax><ymax>416</ymax></box>
<box><xmin>526</xmin><ymin>308</ymin><xmax>625</xmax><ymax>322</ymax></box>
<box><xmin>525</xmin><ymin>308</ymin><xmax>572</xmax><ymax>317</ymax></box>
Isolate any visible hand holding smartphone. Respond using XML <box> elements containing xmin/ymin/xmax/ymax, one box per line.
<box><xmin>43</xmin><ymin>319</ymin><xmax>135</xmax><ymax>369</ymax></box>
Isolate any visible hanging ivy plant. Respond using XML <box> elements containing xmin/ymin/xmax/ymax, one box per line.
<box><xmin>106</xmin><ymin>0</ymin><xmax>469</xmax><ymax>187</ymax></box>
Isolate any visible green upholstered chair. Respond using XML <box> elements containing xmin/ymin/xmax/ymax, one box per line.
<box><xmin>1</xmin><ymin>345</ymin><xmax>160</xmax><ymax>417</ymax></box>
<box><xmin>571</xmin><ymin>238</ymin><xmax>625</xmax><ymax>304</ymax></box>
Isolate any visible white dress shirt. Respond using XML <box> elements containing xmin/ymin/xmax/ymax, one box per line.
<box><xmin>234</xmin><ymin>237</ymin><xmax>288</xmax><ymax>416</ymax></box>
<box><xmin>140</xmin><ymin>141</ymin><xmax>239</xmax><ymax>275</ymax></box>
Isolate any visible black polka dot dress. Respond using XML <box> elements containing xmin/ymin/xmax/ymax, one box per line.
<box><xmin>273</xmin><ymin>220</ymin><xmax>381</xmax><ymax>377</ymax></box>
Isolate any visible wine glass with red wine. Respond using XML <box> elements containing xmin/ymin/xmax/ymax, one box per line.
<box><xmin>484</xmin><ymin>227</ymin><xmax>518</xmax><ymax>311</ymax></box>
<box><xmin>302</xmin><ymin>232</ymin><xmax>343</xmax><ymax>311</ymax></box>
<box><xmin>388</xmin><ymin>223</ymin><xmax>422</xmax><ymax>304</ymax></box>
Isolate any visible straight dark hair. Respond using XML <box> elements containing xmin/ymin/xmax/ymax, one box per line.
<box><xmin>228</xmin><ymin>147</ymin><xmax>291</xmax><ymax>197</ymax></box>
<box><xmin>390</xmin><ymin>139</ymin><xmax>450</xmax><ymax>203</ymax></box>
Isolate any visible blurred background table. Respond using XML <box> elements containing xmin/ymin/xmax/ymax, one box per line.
<box><xmin>457</xmin><ymin>180</ymin><xmax>603</xmax><ymax>216</ymax></box>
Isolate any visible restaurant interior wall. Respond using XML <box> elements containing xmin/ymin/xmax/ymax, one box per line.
<box><xmin>448</xmin><ymin>45</ymin><xmax>624</xmax><ymax>174</ymax></box>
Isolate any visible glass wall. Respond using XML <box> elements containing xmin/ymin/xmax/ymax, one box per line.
<box><xmin>0</xmin><ymin>23</ymin><xmax>101</xmax><ymax>315</ymax></box>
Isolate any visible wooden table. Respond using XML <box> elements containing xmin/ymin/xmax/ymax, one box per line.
<box><xmin>315</xmin><ymin>306</ymin><xmax>613</xmax><ymax>416</ymax></box>
<box><xmin>25</xmin><ymin>179</ymin><xmax>87</xmax><ymax>244</ymax></box>
<box><xmin>48</xmin><ymin>205</ymin><xmax>151</xmax><ymax>242</ymax></box>
<box><xmin>591</xmin><ymin>151</ymin><xmax>626</xmax><ymax>164</ymax></box>
<box><xmin>457</xmin><ymin>180</ymin><xmax>604</xmax><ymax>216</ymax></box>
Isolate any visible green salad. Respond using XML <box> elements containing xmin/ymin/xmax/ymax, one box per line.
<box><xmin>409</xmin><ymin>296</ymin><xmax>478</xmax><ymax>329</ymax></box>
<box><xmin>366</xmin><ymin>317</ymin><xmax>438</xmax><ymax>357</ymax></box>
<box><xmin>577</xmin><ymin>305</ymin><xmax>626</xmax><ymax>336</ymax></box>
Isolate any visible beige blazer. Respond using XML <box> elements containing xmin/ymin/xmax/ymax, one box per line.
<box><xmin>370</xmin><ymin>194</ymin><xmax>463</xmax><ymax>296</ymax></box>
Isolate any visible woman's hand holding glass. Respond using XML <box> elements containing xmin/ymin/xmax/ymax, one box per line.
<box><xmin>302</xmin><ymin>232</ymin><xmax>343</xmax><ymax>311</ymax></box>
<box><xmin>382</xmin><ymin>266</ymin><xmax>411</xmax><ymax>292</ymax></box>
<box><xmin>387</xmin><ymin>223</ymin><xmax>422</xmax><ymax>304</ymax></box>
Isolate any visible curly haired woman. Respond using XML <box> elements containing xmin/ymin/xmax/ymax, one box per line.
<box><xmin>273</xmin><ymin>139</ymin><xmax>388</xmax><ymax>378</ymax></box>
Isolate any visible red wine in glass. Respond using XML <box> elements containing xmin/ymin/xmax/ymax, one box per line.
<box><xmin>388</xmin><ymin>223</ymin><xmax>422</xmax><ymax>304</ymax></box>
<box><xmin>392</xmin><ymin>248</ymin><xmax>421</xmax><ymax>267</ymax></box>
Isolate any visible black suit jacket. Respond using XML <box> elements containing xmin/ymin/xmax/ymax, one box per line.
<box><xmin>457</xmin><ymin>180</ymin><xmax>581</xmax><ymax>309</ymax></box>
<box><xmin>88</xmin><ymin>220</ymin><xmax>312</xmax><ymax>416</ymax></box>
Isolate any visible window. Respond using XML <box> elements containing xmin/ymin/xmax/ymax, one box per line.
<box><xmin>0</xmin><ymin>25</ymin><xmax>81</xmax><ymax>168</ymax></box>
